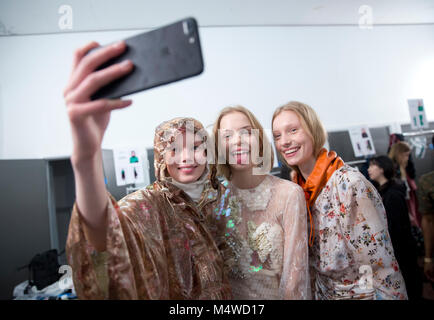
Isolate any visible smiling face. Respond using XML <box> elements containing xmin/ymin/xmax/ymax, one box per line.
<box><xmin>219</xmin><ymin>111</ymin><xmax>259</xmax><ymax>173</ymax></box>
<box><xmin>164</xmin><ymin>131</ymin><xmax>207</xmax><ymax>183</ymax></box>
<box><xmin>272</xmin><ymin>110</ymin><xmax>315</xmax><ymax>168</ymax></box>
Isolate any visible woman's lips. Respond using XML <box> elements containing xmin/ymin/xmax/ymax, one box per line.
<box><xmin>231</xmin><ymin>150</ymin><xmax>250</xmax><ymax>165</ymax></box>
<box><xmin>282</xmin><ymin>146</ymin><xmax>300</xmax><ymax>158</ymax></box>
<box><xmin>178</xmin><ymin>166</ymin><xmax>197</xmax><ymax>174</ymax></box>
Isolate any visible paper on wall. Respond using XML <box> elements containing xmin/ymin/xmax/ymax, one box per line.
<box><xmin>348</xmin><ymin>126</ymin><xmax>376</xmax><ymax>157</ymax></box>
<box><xmin>408</xmin><ymin>99</ymin><xmax>428</xmax><ymax>130</ymax></box>
<box><xmin>113</xmin><ymin>148</ymin><xmax>147</xmax><ymax>186</ymax></box>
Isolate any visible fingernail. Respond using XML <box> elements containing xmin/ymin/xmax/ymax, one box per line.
<box><xmin>112</xmin><ymin>41</ymin><xmax>125</xmax><ymax>49</ymax></box>
<box><xmin>120</xmin><ymin>60</ymin><xmax>132</xmax><ymax>69</ymax></box>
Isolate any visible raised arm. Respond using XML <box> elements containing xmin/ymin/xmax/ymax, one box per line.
<box><xmin>64</xmin><ymin>41</ymin><xmax>134</xmax><ymax>251</ymax></box>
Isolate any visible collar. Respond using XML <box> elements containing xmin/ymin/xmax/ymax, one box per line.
<box><xmin>294</xmin><ymin>148</ymin><xmax>345</xmax><ymax>246</ymax></box>
<box><xmin>167</xmin><ymin>167</ymin><xmax>210</xmax><ymax>203</ymax></box>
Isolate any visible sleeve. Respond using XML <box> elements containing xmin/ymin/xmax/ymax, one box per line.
<box><xmin>279</xmin><ymin>185</ymin><xmax>311</xmax><ymax>299</ymax></box>
<box><xmin>65</xmin><ymin>192</ymin><xmax>169</xmax><ymax>300</ymax></box>
<box><xmin>340</xmin><ymin>175</ymin><xmax>408</xmax><ymax>300</ymax></box>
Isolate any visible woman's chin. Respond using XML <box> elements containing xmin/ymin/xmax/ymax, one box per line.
<box><xmin>283</xmin><ymin>157</ymin><xmax>299</xmax><ymax>167</ymax></box>
<box><xmin>230</xmin><ymin>162</ymin><xmax>254</xmax><ymax>172</ymax></box>
<box><xmin>174</xmin><ymin>175</ymin><xmax>199</xmax><ymax>184</ymax></box>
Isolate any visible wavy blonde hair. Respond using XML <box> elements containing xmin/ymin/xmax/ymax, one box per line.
<box><xmin>210</xmin><ymin>106</ymin><xmax>274</xmax><ymax>181</ymax></box>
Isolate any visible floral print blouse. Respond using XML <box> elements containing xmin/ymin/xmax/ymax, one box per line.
<box><xmin>310</xmin><ymin>165</ymin><xmax>408</xmax><ymax>300</ymax></box>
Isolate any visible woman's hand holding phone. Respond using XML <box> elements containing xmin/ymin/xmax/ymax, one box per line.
<box><xmin>64</xmin><ymin>40</ymin><xmax>134</xmax><ymax>164</ymax></box>
<box><xmin>63</xmin><ymin>41</ymin><xmax>134</xmax><ymax>251</ymax></box>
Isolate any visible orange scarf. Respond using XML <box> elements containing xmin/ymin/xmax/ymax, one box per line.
<box><xmin>293</xmin><ymin>148</ymin><xmax>344</xmax><ymax>247</ymax></box>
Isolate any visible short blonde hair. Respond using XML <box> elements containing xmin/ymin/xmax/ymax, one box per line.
<box><xmin>211</xmin><ymin>106</ymin><xmax>274</xmax><ymax>180</ymax></box>
<box><xmin>272</xmin><ymin>101</ymin><xmax>327</xmax><ymax>168</ymax></box>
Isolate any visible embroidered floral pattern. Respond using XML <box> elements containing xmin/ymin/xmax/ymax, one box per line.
<box><xmin>310</xmin><ymin>165</ymin><xmax>408</xmax><ymax>300</ymax></box>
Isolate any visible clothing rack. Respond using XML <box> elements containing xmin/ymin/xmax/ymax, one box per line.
<box><xmin>345</xmin><ymin>159</ymin><xmax>368</xmax><ymax>165</ymax></box>
<box><xmin>402</xmin><ymin>129</ymin><xmax>434</xmax><ymax>137</ymax></box>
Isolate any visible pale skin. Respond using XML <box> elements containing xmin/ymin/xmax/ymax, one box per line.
<box><xmin>272</xmin><ymin>110</ymin><xmax>317</xmax><ymax>180</ymax></box>
<box><xmin>165</xmin><ymin>132</ymin><xmax>207</xmax><ymax>184</ymax></box>
<box><xmin>64</xmin><ymin>41</ymin><xmax>206</xmax><ymax>252</ymax></box>
<box><xmin>367</xmin><ymin>163</ymin><xmax>388</xmax><ymax>187</ymax></box>
<box><xmin>219</xmin><ymin>111</ymin><xmax>266</xmax><ymax>189</ymax></box>
<box><xmin>64</xmin><ymin>40</ymin><xmax>134</xmax><ymax>252</ymax></box>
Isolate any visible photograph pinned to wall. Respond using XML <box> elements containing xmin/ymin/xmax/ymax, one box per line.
<box><xmin>113</xmin><ymin>148</ymin><xmax>148</xmax><ymax>186</ymax></box>
<box><xmin>348</xmin><ymin>126</ymin><xmax>376</xmax><ymax>157</ymax></box>
<box><xmin>408</xmin><ymin>99</ymin><xmax>428</xmax><ymax>130</ymax></box>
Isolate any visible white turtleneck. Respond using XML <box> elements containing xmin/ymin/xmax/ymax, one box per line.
<box><xmin>168</xmin><ymin>167</ymin><xmax>209</xmax><ymax>202</ymax></box>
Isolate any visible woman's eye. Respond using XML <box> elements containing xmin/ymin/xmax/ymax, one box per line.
<box><xmin>290</xmin><ymin>128</ymin><xmax>297</xmax><ymax>133</ymax></box>
<box><xmin>273</xmin><ymin>135</ymin><xmax>280</xmax><ymax>140</ymax></box>
<box><xmin>239</xmin><ymin>129</ymin><xmax>252</xmax><ymax>136</ymax></box>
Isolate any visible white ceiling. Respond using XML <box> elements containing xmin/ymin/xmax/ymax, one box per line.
<box><xmin>1</xmin><ymin>0</ymin><xmax>434</xmax><ymax>36</ymax></box>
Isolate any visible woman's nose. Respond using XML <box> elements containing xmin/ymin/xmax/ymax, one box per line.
<box><xmin>281</xmin><ymin>133</ymin><xmax>292</xmax><ymax>147</ymax></box>
<box><xmin>181</xmin><ymin>146</ymin><xmax>194</xmax><ymax>163</ymax></box>
<box><xmin>228</xmin><ymin>132</ymin><xmax>242</xmax><ymax>148</ymax></box>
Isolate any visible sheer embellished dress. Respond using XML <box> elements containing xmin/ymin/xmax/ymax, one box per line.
<box><xmin>208</xmin><ymin>174</ymin><xmax>311</xmax><ymax>299</ymax></box>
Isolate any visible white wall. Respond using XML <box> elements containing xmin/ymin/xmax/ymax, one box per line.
<box><xmin>0</xmin><ymin>24</ymin><xmax>433</xmax><ymax>159</ymax></box>
<box><xmin>2</xmin><ymin>0</ymin><xmax>434</xmax><ymax>35</ymax></box>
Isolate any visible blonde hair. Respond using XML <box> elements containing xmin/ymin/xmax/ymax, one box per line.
<box><xmin>272</xmin><ymin>101</ymin><xmax>327</xmax><ymax>169</ymax></box>
<box><xmin>388</xmin><ymin>141</ymin><xmax>411</xmax><ymax>164</ymax></box>
<box><xmin>211</xmin><ymin>106</ymin><xmax>274</xmax><ymax>181</ymax></box>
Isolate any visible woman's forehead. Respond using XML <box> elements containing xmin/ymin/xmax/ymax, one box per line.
<box><xmin>220</xmin><ymin>111</ymin><xmax>251</xmax><ymax>130</ymax></box>
<box><xmin>273</xmin><ymin>110</ymin><xmax>300</xmax><ymax>128</ymax></box>
<box><xmin>169</xmin><ymin>130</ymin><xmax>204</xmax><ymax>145</ymax></box>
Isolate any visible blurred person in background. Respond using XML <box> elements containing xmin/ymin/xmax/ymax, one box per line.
<box><xmin>389</xmin><ymin>141</ymin><xmax>424</xmax><ymax>254</ymax></box>
<box><xmin>418</xmin><ymin>135</ymin><xmax>434</xmax><ymax>284</ymax></box>
<box><xmin>368</xmin><ymin>156</ymin><xmax>423</xmax><ymax>300</ymax></box>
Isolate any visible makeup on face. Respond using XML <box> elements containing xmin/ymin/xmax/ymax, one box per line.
<box><xmin>165</xmin><ymin>131</ymin><xmax>207</xmax><ymax>183</ymax></box>
<box><xmin>219</xmin><ymin>112</ymin><xmax>259</xmax><ymax>169</ymax></box>
<box><xmin>272</xmin><ymin>110</ymin><xmax>315</xmax><ymax>168</ymax></box>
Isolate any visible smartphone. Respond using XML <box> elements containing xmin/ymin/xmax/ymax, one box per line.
<box><xmin>90</xmin><ymin>17</ymin><xmax>204</xmax><ymax>100</ymax></box>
